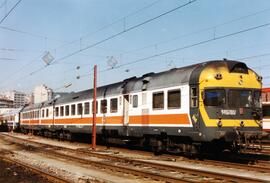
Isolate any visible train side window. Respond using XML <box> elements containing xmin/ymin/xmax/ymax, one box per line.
<box><xmin>142</xmin><ymin>93</ymin><xmax>147</xmax><ymax>105</ymax></box>
<box><xmin>110</xmin><ymin>98</ymin><xmax>118</xmax><ymax>113</ymax></box>
<box><xmin>191</xmin><ymin>87</ymin><xmax>198</xmax><ymax>107</ymax></box>
<box><xmin>55</xmin><ymin>107</ymin><xmax>59</xmax><ymax>117</ymax></box>
<box><xmin>168</xmin><ymin>89</ymin><xmax>181</xmax><ymax>109</ymax></box>
<box><xmin>153</xmin><ymin>92</ymin><xmax>164</xmax><ymax>110</ymax></box>
<box><xmin>46</xmin><ymin>109</ymin><xmax>49</xmax><ymax>117</ymax></box>
<box><xmin>263</xmin><ymin>105</ymin><xmax>270</xmax><ymax>117</ymax></box>
<box><xmin>92</xmin><ymin>101</ymin><xmax>98</xmax><ymax>114</ymax></box>
<box><xmin>101</xmin><ymin>99</ymin><xmax>107</xmax><ymax>113</ymax></box>
<box><xmin>71</xmin><ymin>104</ymin><xmax>76</xmax><ymax>115</ymax></box>
<box><xmin>133</xmin><ymin>95</ymin><xmax>138</xmax><ymax>108</ymax></box>
<box><xmin>77</xmin><ymin>103</ymin><xmax>83</xmax><ymax>115</ymax></box>
<box><xmin>65</xmin><ymin>105</ymin><xmax>70</xmax><ymax>116</ymax></box>
<box><xmin>84</xmin><ymin>102</ymin><xmax>90</xmax><ymax>115</ymax></box>
<box><xmin>60</xmin><ymin>106</ymin><xmax>64</xmax><ymax>116</ymax></box>
<box><xmin>42</xmin><ymin>110</ymin><xmax>44</xmax><ymax>118</ymax></box>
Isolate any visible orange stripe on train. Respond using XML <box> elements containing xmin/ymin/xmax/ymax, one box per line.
<box><xmin>21</xmin><ymin>114</ymin><xmax>190</xmax><ymax>125</ymax></box>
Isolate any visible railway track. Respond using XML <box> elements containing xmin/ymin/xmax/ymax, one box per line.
<box><xmin>0</xmin><ymin>153</ymin><xmax>70</xmax><ymax>183</ymax></box>
<box><xmin>0</xmin><ymin>133</ymin><xmax>269</xmax><ymax>183</ymax></box>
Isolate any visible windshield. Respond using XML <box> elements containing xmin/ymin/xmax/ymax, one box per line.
<box><xmin>204</xmin><ymin>89</ymin><xmax>225</xmax><ymax>106</ymax></box>
<box><xmin>254</xmin><ymin>91</ymin><xmax>261</xmax><ymax>108</ymax></box>
<box><xmin>229</xmin><ymin>90</ymin><xmax>252</xmax><ymax>108</ymax></box>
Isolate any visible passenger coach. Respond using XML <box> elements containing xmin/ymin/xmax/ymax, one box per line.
<box><xmin>20</xmin><ymin>60</ymin><xmax>263</xmax><ymax>153</ymax></box>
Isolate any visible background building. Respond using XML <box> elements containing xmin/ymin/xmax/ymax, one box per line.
<box><xmin>33</xmin><ymin>85</ymin><xmax>53</xmax><ymax>104</ymax></box>
<box><xmin>0</xmin><ymin>98</ymin><xmax>13</xmax><ymax>108</ymax></box>
<box><xmin>0</xmin><ymin>91</ymin><xmax>27</xmax><ymax>108</ymax></box>
<box><xmin>262</xmin><ymin>88</ymin><xmax>270</xmax><ymax>102</ymax></box>
<box><xmin>13</xmin><ymin>91</ymin><xmax>26</xmax><ymax>108</ymax></box>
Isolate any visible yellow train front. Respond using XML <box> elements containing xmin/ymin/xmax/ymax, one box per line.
<box><xmin>192</xmin><ymin>60</ymin><xmax>262</xmax><ymax>151</ymax></box>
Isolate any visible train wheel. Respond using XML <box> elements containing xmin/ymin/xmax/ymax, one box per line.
<box><xmin>151</xmin><ymin>139</ymin><xmax>165</xmax><ymax>155</ymax></box>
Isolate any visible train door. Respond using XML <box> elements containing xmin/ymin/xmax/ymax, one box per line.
<box><xmin>123</xmin><ymin>95</ymin><xmax>129</xmax><ymax>126</ymax></box>
<box><xmin>190</xmin><ymin>86</ymin><xmax>200</xmax><ymax>129</ymax></box>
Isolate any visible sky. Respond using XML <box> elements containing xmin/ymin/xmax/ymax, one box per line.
<box><xmin>0</xmin><ymin>0</ymin><xmax>270</xmax><ymax>94</ymax></box>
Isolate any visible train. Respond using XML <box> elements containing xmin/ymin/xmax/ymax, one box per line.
<box><xmin>11</xmin><ymin>60</ymin><xmax>266</xmax><ymax>153</ymax></box>
<box><xmin>0</xmin><ymin>109</ymin><xmax>20</xmax><ymax>132</ymax></box>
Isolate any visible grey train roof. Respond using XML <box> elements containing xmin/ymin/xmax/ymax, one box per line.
<box><xmin>22</xmin><ymin>60</ymin><xmax>250</xmax><ymax>110</ymax></box>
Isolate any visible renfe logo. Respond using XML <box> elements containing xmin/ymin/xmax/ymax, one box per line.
<box><xmin>221</xmin><ymin>109</ymin><xmax>237</xmax><ymax>115</ymax></box>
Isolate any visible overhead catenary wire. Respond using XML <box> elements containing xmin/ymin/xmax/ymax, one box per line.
<box><xmin>116</xmin><ymin>22</ymin><xmax>270</xmax><ymax>68</ymax></box>
<box><xmin>0</xmin><ymin>0</ymin><xmax>171</xmax><ymax>86</ymax></box>
<box><xmin>55</xmin><ymin>0</ymin><xmax>164</xmax><ymax>50</ymax></box>
<box><xmin>237</xmin><ymin>52</ymin><xmax>270</xmax><ymax>61</ymax></box>
<box><xmin>28</xmin><ymin>0</ymin><xmax>198</xmax><ymax>76</ymax></box>
<box><xmin>0</xmin><ymin>0</ymin><xmax>22</xmax><ymax>24</ymax></box>
<box><xmin>2</xmin><ymin>0</ymin><xmax>270</xmax><ymax>91</ymax></box>
<box><xmin>123</xmin><ymin>7</ymin><xmax>270</xmax><ymax>54</ymax></box>
<box><xmin>61</xmin><ymin>6</ymin><xmax>270</xmax><ymax>71</ymax></box>
<box><xmin>76</xmin><ymin>21</ymin><xmax>270</xmax><ymax>79</ymax></box>
<box><xmin>26</xmin><ymin>18</ymin><xmax>270</xmax><ymax>91</ymax></box>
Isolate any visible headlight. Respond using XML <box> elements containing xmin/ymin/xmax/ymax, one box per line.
<box><xmin>240</xmin><ymin>121</ymin><xmax>245</xmax><ymax>127</ymax></box>
<box><xmin>217</xmin><ymin>119</ymin><xmax>222</xmax><ymax>127</ymax></box>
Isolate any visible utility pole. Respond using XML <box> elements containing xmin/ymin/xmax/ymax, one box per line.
<box><xmin>92</xmin><ymin>65</ymin><xmax>97</xmax><ymax>150</ymax></box>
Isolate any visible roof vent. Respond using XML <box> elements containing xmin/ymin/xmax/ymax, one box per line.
<box><xmin>142</xmin><ymin>76</ymin><xmax>150</xmax><ymax>83</ymax></box>
<box><xmin>227</xmin><ymin>62</ymin><xmax>248</xmax><ymax>74</ymax></box>
<box><xmin>72</xmin><ymin>96</ymin><xmax>79</xmax><ymax>100</ymax></box>
<box><xmin>123</xmin><ymin>76</ymin><xmax>136</xmax><ymax>83</ymax></box>
<box><xmin>142</xmin><ymin>72</ymin><xmax>155</xmax><ymax>78</ymax></box>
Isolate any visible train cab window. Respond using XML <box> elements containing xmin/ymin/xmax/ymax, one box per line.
<box><xmin>168</xmin><ymin>90</ymin><xmax>181</xmax><ymax>109</ymax></box>
<box><xmin>204</xmin><ymin>89</ymin><xmax>225</xmax><ymax>107</ymax></box>
<box><xmin>55</xmin><ymin>107</ymin><xmax>59</xmax><ymax>117</ymax></box>
<box><xmin>84</xmin><ymin>102</ymin><xmax>90</xmax><ymax>115</ymax></box>
<box><xmin>191</xmin><ymin>87</ymin><xmax>198</xmax><ymax>107</ymax></box>
<box><xmin>71</xmin><ymin>104</ymin><xmax>76</xmax><ymax>115</ymax></box>
<box><xmin>60</xmin><ymin>106</ymin><xmax>64</xmax><ymax>116</ymax></box>
<box><xmin>77</xmin><ymin>103</ymin><xmax>83</xmax><ymax>115</ymax></box>
<box><xmin>229</xmin><ymin>90</ymin><xmax>252</xmax><ymax>108</ymax></box>
<box><xmin>46</xmin><ymin>109</ymin><xmax>49</xmax><ymax>117</ymax></box>
<box><xmin>101</xmin><ymin>99</ymin><xmax>107</xmax><ymax>113</ymax></box>
<box><xmin>110</xmin><ymin>98</ymin><xmax>118</xmax><ymax>113</ymax></box>
<box><xmin>65</xmin><ymin>105</ymin><xmax>70</xmax><ymax>116</ymax></box>
<box><xmin>92</xmin><ymin>101</ymin><xmax>98</xmax><ymax>114</ymax></box>
<box><xmin>153</xmin><ymin>92</ymin><xmax>164</xmax><ymax>110</ymax></box>
<box><xmin>133</xmin><ymin>95</ymin><xmax>138</xmax><ymax>108</ymax></box>
<box><xmin>254</xmin><ymin>91</ymin><xmax>261</xmax><ymax>108</ymax></box>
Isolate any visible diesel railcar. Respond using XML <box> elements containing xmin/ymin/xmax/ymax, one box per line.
<box><xmin>19</xmin><ymin>60</ymin><xmax>263</xmax><ymax>153</ymax></box>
